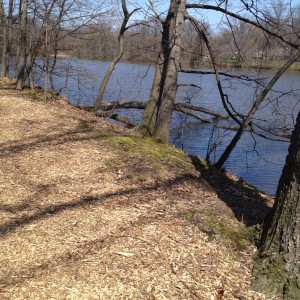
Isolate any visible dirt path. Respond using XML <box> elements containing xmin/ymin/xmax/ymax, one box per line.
<box><xmin>0</xmin><ymin>80</ymin><xmax>276</xmax><ymax>299</ymax></box>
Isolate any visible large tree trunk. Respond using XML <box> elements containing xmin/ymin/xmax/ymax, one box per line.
<box><xmin>16</xmin><ymin>0</ymin><xmax>28</xmax><ymax>90</ymax></box>
<box><xmin>1</xmin><ymin>0</ymin><xmax>13</xmax><ymax>78</ymax></box>
<box><xmin>252</xmin><ymin>110</ymin><xmax>300</xmax><ymax>299</ymax></box>
<box><xmin>139</xmin><ymin>52</ymin><xmax>164</xmax><ymax>136</ymax></box>
<box><xmin>140</xmin><ymin>0</ymin><xmax>186</xmax><ymax>143</ymax></box>
<box><xmin>0</xmin><ymin>1</ymin><xmax>4</xmax><ymax>49</ymax></box>
<box><xmin>152</xmin><ymin>0</ymin><xmax>186</xmax><ymax>143</ymax></box>
<box><xmin>0</xmin><ymin>0</ymin><xmax>7</xmax><ymax>77</ymax></box>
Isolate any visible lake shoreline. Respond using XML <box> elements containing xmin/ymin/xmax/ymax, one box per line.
<box><xmin>3</xmin><ymin>58</ymin><xmax>296</xmax><ymax>195</ymax></box>
<box><xmin>0</xmin><ymin>77</ymin><xmax>275</xmax><ymax>299</ymax></box>
<box><xmin>56</xmin><ymin>53</ymin><xmax>300</xmax><ymax>72</ymax></box>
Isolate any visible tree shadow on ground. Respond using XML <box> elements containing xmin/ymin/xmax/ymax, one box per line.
<box><xmin>189</xmin><ymin>155</ymin><xmax>272</xmax><ymax>227</ymax></box>
<box><xmin>0</xmin><ymin>174</ymin><xmax>196</xmax><ymax>237</ymax></box>
<box><xmin>0</xmin><ymin>125</ymin><xmax>122</xmax><ymax>159</ymax></box>
<box><xmin>0</xmin><ymin>182</ymin><xmax>175</xmax><ymax>287</ymax></box>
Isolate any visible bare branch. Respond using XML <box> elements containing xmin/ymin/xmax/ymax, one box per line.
<box><xmin>96</xmin><ymin>110</ymin><xmax>136</xmax><ymax>128</ymax></box>
<box><xmin>186</xmin><ymin>3</ymin><xmax>300</xmax><ymax>49</ymax></box>
<box><xmin>179</xmin><ymin>69</ymin><xmax>266</xmax><ymax>85</ymax></box>
<box><xmin>177</xmin><ymin>83</ymin><xmax>202</xmax><ymax>90</ymax></box>
<box><xmin>185</xmin><ymin>12</ymin><xmax>243</xmax><ymax>125</ymax></box>
<box><xmin>148</xmin><ymin>0</ymin><xmax>163</xmax><ymax>24</ymax></box>
<box><xmin>125</xmin><ymin>21</ymin><xmax>149</xmax><ymax>31</ymax></box>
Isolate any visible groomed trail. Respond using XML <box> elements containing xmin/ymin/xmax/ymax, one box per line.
<box><xmin>0</xmin><ymin>79</ymin><xmax>279</xmax><ymax>300</ymax></box>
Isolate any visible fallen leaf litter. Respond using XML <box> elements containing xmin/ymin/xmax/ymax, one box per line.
<box><xmin>0</xmin><ymin>79</ymin><xmax>281</xmax><ymax>299</ymax></box>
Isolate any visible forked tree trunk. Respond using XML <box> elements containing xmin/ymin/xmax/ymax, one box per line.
<box><xmin>140</xmin><ymin>0</ymin><xmax>186</xmax><ymax>143</ymax></box>
<box><xmin>252</xmin><ymin>110</ymin><xmax>300</xmax><ymax>299</ymax></box>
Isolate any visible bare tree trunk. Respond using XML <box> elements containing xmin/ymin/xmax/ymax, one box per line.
<box><xmin>215</xmin><ymin>50</ymin><xmax>300</xmax><ymax>169</ymax></box>
<box><xmin>139</xmin><ymin>52</ymin><xmax>164</xmax><ymax>136</ymax></box>
<box><xmin>13</xmin><ymin>42</ymin><xmax>20</xmax><ymax>78</ymax></box>
<box><xmin>25</xmin><ymin>0</ymin><xmax>55</xmax><ymax>86</ymax></box>
<box><xmin>0</xmin><ymin>26</ymin><xmax>8</xmax><ymax>77</ymax></box>
<box><xmin>1</xmin><ymin>0</ymin><xmax>13</xmax><ymax>78</ymax></box>
<box><xmin>0</xmin><ymin>0</ymin><xmax>7</xmax><ymax>78</ymax></box>
<box><xmin>49</xmin><ymin>0</ymin><xmax>67</xmax><ymax>92</ymax></box>
<box><xmin>141</xmin><ymin>0</ymin><xmax>186</xmax><ymax>143</ymax></box>
<box><xmin>44</xmin><ymin>17</ymin><xmax>49</xmax><ymax>99</ymax></box>
<box><xmin>0</xmin><ymin>0</ymin><xmax>3</xmax><ymax>24</ymax></box>
<box><xmin>94</xmin><ymin>0</ymin><xmax>138</xmax><ymax>110</ymax></box>
<box><xmin>252</xmin><ymin>110</ymin><xmax>300</xmax><ymax>299</ymax></box>
<box><xmin>16</xmin><ymin>0</ymin><xmax>28</xmax><ymax>90</ymax></box>
<box><xmin>27</xmin><ymin>35</ymin><xmax>35</xmax><ymax>89</ymax></box>
<box><xmin>0</xmin><ymin>1</ymin><xmax>4</xmax><ymax>52</ymax></box>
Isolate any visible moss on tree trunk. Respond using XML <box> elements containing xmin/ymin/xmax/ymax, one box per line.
<box><xmin>253</xmin><ymin>111</ymin><xmax>300</xmax><ymax>299</ymax></box>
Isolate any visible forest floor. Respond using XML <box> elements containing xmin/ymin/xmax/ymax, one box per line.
<box><xmin>0</xmin><ymin>78</ymin><xmax>280</xmax><ymax>300</ymax></box>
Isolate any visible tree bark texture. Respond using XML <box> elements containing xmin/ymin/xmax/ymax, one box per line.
<box><xmin>16</xmin><ymin>0</ymin><xmax>28</xmax><ymax>90</ymax></box>
<box><xmin>252</xmin><ymin>110</ymin><xmax>300</xmax><ymax>299</ymax></box>
<box><xmin>1</xmin><ymin>0</ymin><xmax>13</xmax><ymax>78</ymax></box>
<box><xmin>139</xmin><ymin>52</ymin><xmax>164</xmax><ymax>136</ymax></box>
<box><xmin>152</xmin><ymin>0</ymin><xmax>186</xmax><ymax>143</ymax></box>
<box><xmin>140</xmin><ymin>0</ymin><xmax>186</xmax><ymax>143</ymax></box>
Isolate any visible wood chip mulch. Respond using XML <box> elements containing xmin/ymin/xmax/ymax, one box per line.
<box><xmin>0</xmin><ymin>79</ymin><xmax>281</xmax><ymax>299</ymax></box>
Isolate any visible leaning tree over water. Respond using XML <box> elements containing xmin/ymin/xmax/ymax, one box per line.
<box><xmin>137</xmin><ymin>0</ymin><xmax>300</xmax><ymax>165</ymax></box>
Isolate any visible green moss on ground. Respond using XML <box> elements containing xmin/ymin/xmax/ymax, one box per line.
<box><xmin>182</xmin><ymin>209</ymin><xmax>252</xmax><ymax>251</ymax></box>
<box><xmin>101</xmin><ymin>135</ymin><xmax>192</xmax><ymax>181</ymax></box>
<box><xmin>74</xmin><ymin>120</ymin><xmax>194</xmax><ymax>182</ymax></box>
<box><xmin>104</xmin><ymin>135</ymin><xmax>186</xmax><ymax>161</ymax></box>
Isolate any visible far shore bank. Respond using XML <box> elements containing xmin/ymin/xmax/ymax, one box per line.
<box><xmin>56</xmin><ymin>53</ymin><xmax>300</xmax><ymax>72</ymax></box>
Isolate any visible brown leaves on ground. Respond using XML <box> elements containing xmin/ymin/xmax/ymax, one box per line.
<box><xmin>0</xmin><ymin>79</ymin><xmax>279</xmax><ymax>299</ymax></box>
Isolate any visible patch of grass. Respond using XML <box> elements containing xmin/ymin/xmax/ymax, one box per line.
<box><xmin>75</xmin><ymin>119</ymin><xmax>112</xmax><ymax>140</ymax></box>
<box><xmin>104</xmin><ymin>135</ymin><xmax>188</xmax><ymax>167</ymax></box>
<box><xmin>137</xmin><ymin>175</ymin><xmax>147</xmax><ymax>182</ymax></box>
<box><xmin>100</xmin><ymin>135</ymin><xmax>194</xmax><ymax>182</ymax></box>
<box><xmin>105</xmin><ymin>136</ymin><xmax>160</xmax><ymax>156</ymax></box>
<box><xmin>154</xmin><ymin>175</ymin><xmax>163</xmax><ymax>182</ymax></box>
<box><xmin>227</xmin><ymin>58</ymin><xmax>238</xmax><ymax>64</ymax></box>
<box><xmin>77</xmin><ymin>119</ymin><xmax>95</xmax><ymax>132</ymax></box>
<box><xmin>126</xmin><ymin>173</ymin><xmax>134</xmax><ymax>179</ymax></box>
<box><xmin>104</xmin><ymin>157</ymin><xmax>124</xmax><ymax>172</ymax></box>
<box><xmin>182</xmin><ymin>209</ymin><xmax>250</xmax><ymax>251</ymax></box>
<box><xmin>26</xmin><ymin>90</ymin><xmax>43</xmax><ymax>102</ymax></box>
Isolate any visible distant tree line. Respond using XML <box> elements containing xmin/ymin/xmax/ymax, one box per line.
<box><xmin>1</xmin><ymin>0</ymin><xmax>299</xmax><ymax>78</ymax></box>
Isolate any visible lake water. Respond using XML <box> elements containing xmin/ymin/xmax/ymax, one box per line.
<box><xmin>34</xmin><ymin>58</ymin><xmax>300</xmax><ymax>195</ymax></box>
